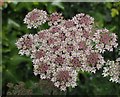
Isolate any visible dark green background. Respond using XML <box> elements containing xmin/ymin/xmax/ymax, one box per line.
<box><xmin>2</xmin><ymin>2</ymin><xmax>120</xmax><ymax>96</ymax></box>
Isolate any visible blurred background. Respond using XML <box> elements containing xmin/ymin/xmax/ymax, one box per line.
<box><xmin>2</xmin><ymin>2</ymin><xmax>120</xmax><ymax>96</ymax></box>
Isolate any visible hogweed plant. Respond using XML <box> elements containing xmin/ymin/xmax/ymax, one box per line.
<box><xmin>16</xmin><ymin>9</ymin><xmax>120</xmax><ymax>91</ymax></box>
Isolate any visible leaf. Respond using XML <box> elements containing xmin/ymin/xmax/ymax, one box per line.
<box><xmin>8</xmin><ymin>19</ymin><xmax>20</xmax><ymax>28</ymax></box>
<box><xmin>106</xmin><ymin>3</ymin><xmax>112</xmax><ymax>9</ymax></box>
<box><xmin>111</xmin><ymin>8</ymin><xmax>119</xmax><ymax>17</ymax></box>
<box><xmin>52</xmin><ymin>1</ymin><xmax>64</xmax><ymax>10</ymax></box>
<box><xmin>47</xmin><ymin>4</ymin><xmax>56</xmax><ymax>14</ymax></box>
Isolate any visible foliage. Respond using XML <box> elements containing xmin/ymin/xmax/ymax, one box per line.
<box><xmin>2</xmin><ymin>2</ymin><xmax>120</xmax><ymax>96</ymax></box>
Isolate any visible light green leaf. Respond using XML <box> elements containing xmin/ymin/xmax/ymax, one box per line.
<box><xmin>52</xmin><ymin>1</ymin><xmax>64</xmax><ymax>10</ymax></box>
<box><xmin>8</xmin><ymin>19</ymin><xmax>20</xmax><ymax>28</ymax></box>
<box><xmin>111</xmin><ymin>8</ymin><xmax>119</xmax><ymax>17</ymax></box>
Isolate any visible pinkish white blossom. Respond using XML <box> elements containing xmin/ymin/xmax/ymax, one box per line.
<box><xmin>24</xmin><ymin>9</ymin><xmax>48</xmax><ymax>29</ymax></box>
<box><xmin>72</xmin><ymin>13</ymin><xmax>94</xmax><ymax>29</ymax></box>
<box><xmin>48</xmin><ymin>12</ymin><xmax>63</xmax><ymax>26</ymax></box>
<box><xmin>51</xmin><ymin>67</ymin><xmax>77</xmax><ymax>91</ymax></box>
<box><xmin>16</xmin><ymin>9</ymin><xmax>119</xmax><ymax>91</ymax></box>
<box><xmin>102</xmin><ymin>60</ymin><xmax>120</xmax><ymax>83</ymax></box>
<box><xmin>81</xmin><ymin>50</ymin><xmax>105</xmax><ymax>73</ymax></box>
<box><xmin>33</xmin><ymin>62</ymin><xmax>51</xmax><ymax>79</ymax></box>
<box><xmin>15</xmin><ymin>34</ymin><xmax>35</xmax><ymax>56</ymax></box>
<box><xmin>94</xmin><ymin>29</ymin><xmax>118</xmax><ymax>53</ymax></box>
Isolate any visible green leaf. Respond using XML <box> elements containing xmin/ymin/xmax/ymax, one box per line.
<box><xmin>111</xmin><ymin>8</ymin><xmax>119</xmax><ymax>17</ymax></box>
<box><xmin>8</xmin><ymin>19</ymin><xmax>20</xmax><ymax>28</ymax></box>
<box><xmin>52</xmin><ymin>2</ymin><xmax>64</xmax><ymax>10</ymax></box>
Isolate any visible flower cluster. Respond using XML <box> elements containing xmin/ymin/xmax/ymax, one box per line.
<box><xmin>24</xmin><ymin>9</ymin><xmax>48</xmax><ymax>29</ymax></box>
<box><xmin>102</xmin><ymin>59</ymin><xmax>120</xmax><ymax>83</ymax></box>
<box><xmin>16</xmin><ymin>9</ymin><xmax>119</xmax><ymax>91</ymax></box>
<box><xmin>7</xmin><ymin>82</ymin><xmax>32</xmax><ymax>95</ymax></box>
<box><xmin>94</xmin><ymin>29</ymin><xmax>118</xmax><ymax>53</ymax></box>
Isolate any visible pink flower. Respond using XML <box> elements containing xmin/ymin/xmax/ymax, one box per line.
<box><xmin>57</xmin><ymin>70</ymin><xmax>70</xmax><ymax>82</ymax></box>
<box><xmin>24</xmin><ymin>9</ymin><xmax>48</xmax><ymax>28</ymax></box>
<box><xmin>70</xmin><ymin>31</ymin><xmax>76</xmax><ymax>37</ymax></box>
<box><xmin>47</xmin><ymin>38</ymin><xmax>56</xmax><ymax>45</ymax></box>
<box><xmin>58</xmin><ymin>33</ymin><xmax>66</xmax><ymax>41</ymax></box>
<box><xmin>23</xmin><ymin>38</ymin><xmax>32</xmax><ymax>49</ymax></box>
<box><xmin>72</xmin><ymin>13</ymin><xmax>94</xmax><ymax>28</ymax></box>
<box><xmin>70</xmin><ymin>57</ymin><xmax>81</xmax><ymax>68</ymax></box>
<box><xmin>28</xmin><ymin>11</ymin><xmax>39</xmax><ymax>21</ymax></box>
<box><xmin>100</xmin><ymin>33</ymin><xmax>111</xmax><ymax>45</ymax></box>
<box><xmin>50</xmin><ymin>26</ymin><xmax>61</xmax><ymax>34</ymax></box>
<box><xmin>48</xmin><ymin>12</ymin><xmax>63</xmax><ymax>26</ymax></box>
<box><xmin>51</xmin><ymin>67</ymin><xmax>77</xmax><ymax>91</ymax></box>
<box><xmin>87</xmin><ymin>52</ymin><xmax>99</xmax><ymax>66</ymax></box>
<box><xmin>52</xmin><ymin>45</ymin><xmax>60</xmax><ymax>52</ymax></box>
<box><xmin>35</xmin><ymin>49</ymin><xmax>45</xmax><ymax>59</ymax></box>
<box><xmin>16</xmin><ymin>34</ymin><xmax>34</xmax><ymax>56</ymax></box>
<box><xmin>94</xmin><ymin>29</ymin><xmax>118</xmax><ymax>52</ymax></box>
<box><xmin>78</xmin><ymin>41</ymin><xmax>87</xmax><ymax>50</ymax></box>
<box><xmin>64</xmin><ymin>20</ymin><xmax>75</xmax><ymax>28</ymax></box>
<box><xmin>55</xmin><ymin>56</ymin><xmax>65</xmax><ymax>65</ymax></box>
<box><xmin>49</xmin><ymin>13</ymin><xmax>60</xmax><ymax>22</ymax></box>
<box><xmin>37</xmin><ymin>31</ymin><xmax>46</xmax><ymax>39</ymax></box>
<box><xmin>82</xmin><ymin>30</ymin><xmax>90</xmax><ymax>39</ymax></box>
<box><xmin>37</xmin><ymin>63</ymin><xmax>49</xmax><ymax>73</ymax></box>
<box><xmin>33</xmin><ymin>62</ymin><xmax>51</xmax><ymax>79</ymax></box>
<box><xmin>66</xmin><ymin>44</ymin><xmax>74</xmax><ymax>52</ymax></box>
<box><xmin>16</xmin><ymin>10</ymin><xmax>119</xmax><ymax>91</ymax></box>
<box><xmin>79</xmin><ymin>15</ymin><xmax>93</xmax><ymax>25</ymax></box>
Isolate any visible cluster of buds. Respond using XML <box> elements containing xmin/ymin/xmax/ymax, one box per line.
<box><xmin>16</xmin><ymin>9</ymin><xmax>119</xmax><ymax>91</ymax></box>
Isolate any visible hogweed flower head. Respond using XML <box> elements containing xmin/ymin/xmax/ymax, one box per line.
<box><xmin>33</xmin><ymin>62</ymin><xmax>51</xmax><ymax>79</ymax></box>
<box><xmin>24</xmin><ymin>9</ymin><xmax>48</xmax><ymax>29</ymax></box>
<box><xmin>48</xmin><ymin>12</ymin><xmax>63</xmax><ymax>26</ymax></box>
<box><xmin>72</xmin><ymin>13</ymin><xmax>94</xmax><ymax>29</ymax></box>
<box><xmin>15</xmin><ymin>34</ymin><xmax>35</xmax><ymax>56</ymax></box>
<box><xmin>51</xmin><ymin>67</ymin><xmax>77</xmax><ymax>91</ymax></box>
<box><xmin>94</xmin><ymin>29</ymin><xmax>118</xmax><ymax>53</ymax></box>
<box><xmin>16</xmin><ymin>9</ymin><xmax>119</xmax><ymax>91</ymax></box>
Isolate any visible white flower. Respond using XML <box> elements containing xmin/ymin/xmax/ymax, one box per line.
<box><xmin>54</xmin><ymin>81</ymin><xmax>60</xmax><ymax>87</ymax></box>
<box><xmin>102</xmin><ymin>60</ymin><xmax>120</xmax><ymax>83</ymax></box>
